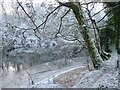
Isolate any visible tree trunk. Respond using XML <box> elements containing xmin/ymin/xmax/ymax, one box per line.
<box><xmin>63</xmin><ymin>2</ymin><xmax>103</xmax><ymax>69</ymax></box>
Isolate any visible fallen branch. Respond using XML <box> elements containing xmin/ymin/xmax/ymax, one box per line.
<box><xmin>33</xmin><ymin>69</ymin><xmax>52</xmax><ymax>75</ymax></box>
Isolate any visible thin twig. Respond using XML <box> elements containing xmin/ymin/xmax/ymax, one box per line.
<box><xmin>55</xmin><ymin>9</ymin><xmax>71</xmax><ymax>38</ymax></box>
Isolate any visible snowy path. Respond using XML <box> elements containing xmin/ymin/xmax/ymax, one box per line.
<box><xmin>0</xmin><ymin>57</ymin><xmax>89</xmax><ymax>89</ymax></box>
<box><xmin>22</xmin><ymin>66</ymin><xmax>88</xmax><ymax>88</ymax></box>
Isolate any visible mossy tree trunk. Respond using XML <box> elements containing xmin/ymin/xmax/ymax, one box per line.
<box><xmin>116</xmin><ymin>26</ymin><xmax>120</xmax><ymax>54</ymax></box>
<box><xmin>72</xmin><ymin>3</ymin><xmax>103</xmax><ymax>68</ymax></box>
<box><xmin>60</xmin><ymin>2</ymin><xmax>103</xmax><ymax>69</ymax></box>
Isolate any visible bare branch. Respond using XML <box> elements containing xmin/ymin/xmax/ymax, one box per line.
<box><xmin>90</xmin><ymin>3</ymin><xmax>95</xmax><ymax>11</ymax></box>
<box><xmin>17</xmin><ymin>0</ymin><xmax>41</xmax><ymax>39</ymax></box>
<box><xmin>81</xmin><ymin>2</ymin><xmax>97</xmax><ymax>5</ymax></box>
<box><xmin>14</xmin><ymin>25</ymin><xmax>34</xmax><ymax>40</ymax></box>
<box><xmin>14</xmin><ymin>26</ymin><xmax>34</xmax><ymax>30</ymax></box>
<box><xmin>92</xmin><ymin>3</ymin><xmax>120</xmax><ymax>23</ymax></box>
<box><xmin>97</xmin><ymin>12</ymin><xmax>110</xmax><ymax>23</ymax></box>
<box><xmin>55</xmin><ymin>9</ymin><xmax>71</xmax><ymax>38</ymax></box>
<box><xmin>92</xmin><ymin>3</ymin><xmax>120</xmax><ymax>17</ymax></box>
<box><xmin>17</xmin><ymin>1</ymin><xmax>36</xmax><ymax>26</ymax></box>
<box><xmin>87</xmin><ymin>24</ymin><xmax>110</xmax><ymax>29</ymax></box>
<box><xmin>92</xmin><ymin>7</ymin><xmax>107</xmax><ymax>17</ymax></box>
<box><xmin>59</xmin><ymin>9</ymin><xmax>71</xmax><ymax>30</ymax></box>
<box><xmin>61</xmin><ymin>34</ymin><xmax>87</xmax><ymax>49</ymax></box>
<box><xmin>34</xmin><ymin>5</ymin><xmax>62</xmax><ymax>30</ymax></box>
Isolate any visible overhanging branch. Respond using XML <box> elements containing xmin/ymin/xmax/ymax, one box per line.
<box><xmin>33</xmin><ymin>5</ymin><xmax>62</xmax><ymax>30</ymax></box>
<box><xmin>55</xmin><ymin>9</ymin><xmax>71</xmax><ymax>38</ymax></box>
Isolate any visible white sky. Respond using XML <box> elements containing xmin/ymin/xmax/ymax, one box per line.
<box><xmin>0</xmin><ymin>0</ymin><xmax>103</xmax><ymax>14</ymax></box>
<box><xmin>1</xmin><ymin>0</ymin><xmax>55</xmax><ymax>3</ymax></box>
<box><xmin>0</xmin><ymin>0</ymin><xmax>49</xmax><ymax>14</ymax></box>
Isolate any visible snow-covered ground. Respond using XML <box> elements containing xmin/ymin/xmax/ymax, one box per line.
<box><xmin>0</xmin><ymin>57</ymin><xmax>89</xmax><ymax>89</ymax></box>
<box><xmin>0</xmin><ymin>51</ymin><xmax>118</xmax><ymax>89</ymax></box>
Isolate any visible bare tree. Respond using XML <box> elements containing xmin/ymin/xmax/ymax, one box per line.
<box><xmin>2</xmin><ymin>0</ymin><xmax>116</xmax><ymax>69</ymax></box>
<box><xmin>14</xmin><ymin>0</ymin><xmax>104</xmax><ymax>69</ymax></box>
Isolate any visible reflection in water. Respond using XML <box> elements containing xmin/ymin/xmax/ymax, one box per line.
<box><xmin>9</xmin><ymin>66</ymin><xmax>15</xmax><ymax>71</ymax></box>
<box><xmin>2</xmin><ymin>52</ymin><xmax>37</xmax><ymax>72</ymax></box>
<box><xmin>8</xmin><ymin>62</ymin><xmax>15</xmax><ymax>71</ymax></box>
<box><xmin>2</xmin><ymin>61</ymin><xmax>25</xmax><ymax>72</ymax></box>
